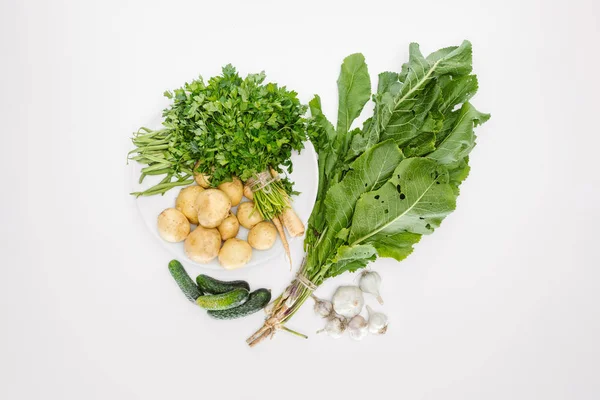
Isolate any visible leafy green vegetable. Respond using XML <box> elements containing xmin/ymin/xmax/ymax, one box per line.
<box><xmin>129</xmin><ymin>65</ymin><xmax>307</xmax><ymax>196</ymax></box>
<box><xmin>249</xmin><ymin>40</ymin><xmax>490</xmax><ymax>346</ymax></box>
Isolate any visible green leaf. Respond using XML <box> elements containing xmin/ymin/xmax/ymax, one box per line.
<box><xmin>428</xmin><ymin>102</ymin><xmax>490</xmax><ymax>165</ymax></box>
<box><xmin>439</xmin><ymin>74</ymin><xmax>479</xmax><ymax>113</ymax></box>
<box><xmin>326</xmin><ymin>258</ymin><xmax>375</xmax><ymax>278</ymax></box>
<box><xmin>325</xmin><ymin>140</ymin><xmax>404</xmax><ymax>236</ymax></box>
<box><xmin>349</xmin><ymin>157</ymin><xmax>456</xmax><ymax>245</ymax></box>
<box><xmin>333</xmin><ymin>244</ymin><xmax>377</xmax><ymax>263</ymax></box>
<box><xmin>345</xmin><ymin>72</ymin><xmax>401</xmax><ymax>157</ymax></box>
<box><xmin>309</xmin><ymin>95</ymin><xmax>336</xmax><ymax>148</ymax></box>
<box><xmin>316</xmin><ymin>140</ymin><xmax>403</xmax><ymax>264</ymax></box>
<box><xmin>402</xmin><ymin>131</ymin><xmax>436</xmax><ymax>158</ymax></box>
<box><xmin>363</xmin><ymin>41</ymin><xmax>473</xmax><ymax>152</ymax></box>
<box><xmin>337</xmin><ymin>53</ymin><xmax>371</xmax><ymax>135</ymax></box>
<box><xmin>326</xmin><ymin>243</ymin><xmax>377</xmax><ymax>278</ymax></box>
<box><xmin>371</xmin><ymin>231</ymin><xmax>422</xmax><ymax>262</ymax></box>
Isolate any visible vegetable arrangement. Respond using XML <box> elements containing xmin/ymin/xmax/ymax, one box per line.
<box><xmin>248</xmin><ymin>40</ymin><xmax>489</xmax><ymax>346</ymax></box>
<box><xmin>131</xmin><ymin>39</ymin><xmax>490</xmax><ymax>343</ymax></box>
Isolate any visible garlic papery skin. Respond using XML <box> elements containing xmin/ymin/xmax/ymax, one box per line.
<box><xmin>318</xmin><ymin>315</ymin><xmax>347</xmax><ymax>339</ymax></box>
<box><xmin>366</xmin><ymin>305</ymin><xmax>388</xmax><ymax>335</ymax></box>
<box><xmin>311</xmin><ymin>295</ymin><xmax>333</xmax><ymax>318</ymax></box>
<box><xmin>359</xmin><ymin>271</ymin><xmax>384</xmax><ymax>305</ymax></box>
<box><xmin>332</xmin><ymin>286</ymin><xmax>364</xmax><ymax>318</ymax></box>
<box><xmin>347</xmin><ymin>315</ymin><xmax>368</xmax><ymax>341</ymax></box>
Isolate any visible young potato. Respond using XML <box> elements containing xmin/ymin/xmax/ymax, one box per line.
<box><xmin>157</xmin><ymin>208</ymin><xmax>190</xmax><ymax>242</ymax></box>
<box><xmin>218</xmin><ymin>238</ymin><xmax>252</xmax><ymax>270</ymax></box>
<box><xmin>217</xmin><ymin>213</ymin><xmax>240</xmax><ymax>240</ymax></box>
<box><xmin>193</xmin><ymin>162</ymin><xmax>212</xmax><ymax>188</ymax></box>
<box><xmin>218</xmin><ymin>177</ymin><xmax>243</xmax><ymax>206</ymax></box>
<box><xmin>195</xmin><ymin>189</ymin><xmax>231</xmax><ymax>228</ymax></box>
<box><xmin>236</xmin><ymin>201</ymin><xmax>263</xmax><ymax>229</ymax></box>
<box><xmin>248</xmin><ymin>221</ymin><xmax>277</xmax><ymax>250</ymax></box>
<box><xmin>175</xmin><ymin>185</ymin><xmax>204</xmax><ymax>224</ymax></box>
<box><xmin>184</xmin><ymin>226</ymin><xmax>222</xmax><ymax>264</ymax></box>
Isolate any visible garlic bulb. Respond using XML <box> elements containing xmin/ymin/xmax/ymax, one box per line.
<box><xmin>366</xmin><ymin>305</ymin><xmax>388</xmax><ymax>334</ymax></box>
<box><xmin>332</xmin><ymin>286</ymin><xmax>364</xmax><ymax>318</ymax></box>
<box><xmin>347</xmin><ymin>315</ymin><xmax>368</xmax><ymax>341</ymax></box>
<box><xmin>359</xmin><ymin>270</ymin><xmax>383</xmax><ymax>304</ymax></box>
<box><xmin>311</xmin><ymin>295</ymin><xmax>333</xmax><ymax>318</ymax></box>
<box><xmin>318</xmin><ymin>315</ymin><xmax>347</xmax><ymax>339</ymax></box>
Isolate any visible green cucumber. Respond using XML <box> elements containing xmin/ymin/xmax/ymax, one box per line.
<box><xmin>195</xmin><ymin>288</ymin><xmax>249</xmax><ymax>310</ymax></box>
<box><xmin>207</xmin><ymin>289</ymin><xmax>271</xmax><ymax>320</ymax></box>
<box><xmin>168</xmin><ymin>260</ymin><xmax>202</xmax><ymax>302</ymax></box>
<box><xmin>195</xmin><ymin>274</ymin><xmax>250</xmax><ymax>294</ymax></box>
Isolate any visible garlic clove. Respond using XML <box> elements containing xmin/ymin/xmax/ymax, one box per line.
<box><xmin>359</xmin><ymin>271</ymin><xmax>384</xmax><ymax>305</ymax></box>
<box><xmin>366</xmin><ymin>305</ymin><xmax>388</xmax><ymax>335</ymax></box>
<box><xmin>318</xmin><ymin>315</ymin><xmax>347</xmax><ymax>339</ymax></box>
<box><xmin>311</xmin><ymin>295</ymin><xmax>333</xmax><ymax>318</ymax></box>
<box><xmin>347</xmin><ymin>315</ymin><xmax>369</xmax><ymax>341</ymax></box>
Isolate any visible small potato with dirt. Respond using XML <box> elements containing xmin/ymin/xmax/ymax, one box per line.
<box><xmin>184</xmin><ymin>226</ymin><xmax>222</xmax><ymax>264</ymax></box>
<box><xmin>157</xmin><ymin>208</ymin><xmax>190</xmax><ymax>242</ymax></box>
<box><xmin>195</xmin><ymin>189</ymin><xmax>231</xmax><ymax>228</ymax></box>
<box><xmin>217</xmin><ymin>213</ymin><xmax>240</xmax><ymax>240</ymax></box>
<box><xmin>236</xmin><ymin>201</ymin><xmax>263</xmax><ymax>229</ymax></box>
<box><xmin>175</xmin><ymin>185</ymin><xmax>204</xmax><ymax>224</ymax></box>
<box><xmin>248</xmin><ymin>221</ymin><xmax>277</xmax><ymax>250</ymax></box>
<box><xmin>218</xmin><ymin>238</ymin><xmax>253</xmax><ymax>269</ymax></box>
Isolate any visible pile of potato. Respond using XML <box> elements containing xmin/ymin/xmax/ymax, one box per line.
<box><xmin>156</xmin><ymin>174</ymin><xmax>278</xmax><ymax>269</ymax></box>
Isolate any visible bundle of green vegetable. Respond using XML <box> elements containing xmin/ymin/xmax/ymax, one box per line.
<box><xmin>248</xmin><ymin>40</ymin><xmax>490</xmax><ymax>346</ymax></box>
<box><xmin>129</xmin><ymin>65</ymin><xmax>307</xmax><ymax>203</ymax></box>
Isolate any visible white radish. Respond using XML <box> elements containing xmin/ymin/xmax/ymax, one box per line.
<box><xmin>366</xmin><ymin>305</ymin><xmax>388</xmax><ymax>335</ymax></box>
<box><xmin>359</xmin><ymin>270</ymin><xmax>384</xmax><ymax>304</ymax></box>
<box><xmin>332</xmin><ymin>286</ymin><xmax>364</xmax><ymax>318</ymax></box>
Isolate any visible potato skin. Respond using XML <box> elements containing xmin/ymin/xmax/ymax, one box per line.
<box><xmin>195</xmin><ymin>172</ymin><xmax>211</xmax><ymax>188</ymax></box>
<box><xmin>157</xmin><ymin>208</ymin><xmax>190</xmax><ymax>242</ymax></box>
<box><xmin>217</xmin><ymin>213</ymin><xmax>240</xmax><ymax>240</ymax></box>
<box><xmin>236</xmin><ymin>201</ymin><xmax>263</xmax><ymax>229</ymax></box>
<box><xmin>248</xmin><ymin>221</ymin><xmax>277</xmax><ymax>250</ymax></box>
<box><xmin>218</xmin><ymin>238</ymin><xmax>252</xmax><ymax>269</ymax></box>
<box><xmin>184</xmin><ymin>226</ymin><xmax>222</xmax><ymax>264</ymax></box>
<box><xmin>175</xmin><ymin>185</ymin><xmax>204</xmax><ymax>224</ymax></box>
<box><xmin>195</xmin><ymin>189</ymin><xmax>232</xmax><ymax>228</ymax></box>
<box><xmin>218</xmin><ymin>177</ymin><xmax>243</xmax><ymax>206</ymax></box>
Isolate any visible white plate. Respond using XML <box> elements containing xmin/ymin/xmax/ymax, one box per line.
<box><xmin>131</xmin><ymin>137</ymin><xmax>318</xmax><ymax>270</ymax></box>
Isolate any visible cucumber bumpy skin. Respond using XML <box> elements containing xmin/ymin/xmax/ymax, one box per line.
<box><xmin>208</xmin><ymin>289</ymin><xmax>271</xmax><ymax>320</ymax></box>
<box><xmin>195</xmin><ymin>288</ymin><xmax>249</xmax><ymax>310</ymax></box>
<box><xmin>195</xmin><ymin>274</ymin><xmax>250</xmax><ymax>294</ymax></box>
<box><xmin>168</xmin><ymin>260</ymin><xmax>203</xmax><ymax>302</ymax></box>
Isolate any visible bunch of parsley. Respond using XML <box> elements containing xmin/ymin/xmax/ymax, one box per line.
<box><xmin>130</xmin><ymin>65</ymin><xmax>307</xmax><ymax>196</ymax></box>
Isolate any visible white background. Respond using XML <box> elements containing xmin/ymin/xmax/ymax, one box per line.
<box><xmin>1</xmin><ymin>1</ymin><xmax>599</xmax><ymax>399</ymax></box>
